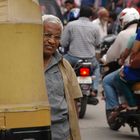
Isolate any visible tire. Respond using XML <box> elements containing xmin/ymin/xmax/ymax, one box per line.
<box><xmin>106</xmin><ymin>110</ymin><xmax>122</xmax><ymax>130</ymax></box>
<box><xmin>137</xmin><ymin>125</ymin><xmax>140</xmax><ymax>137</ymax></box>
<box><xmin>87</xmin><ymin>96</ymin><xmax>99</xmax><ymax>105</ymax></box>
<box><xmin>79</xmin><ymin>96</ymin><xmax>88</xmax><ymax>119</ymax></box>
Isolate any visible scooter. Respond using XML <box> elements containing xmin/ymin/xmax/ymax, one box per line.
<box><xmin>74</xmin><ymin>59</ymin><xmax>99</xmax><ymax>118</ymax></box>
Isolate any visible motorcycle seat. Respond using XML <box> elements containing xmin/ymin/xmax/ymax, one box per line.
<box><xmin>132</xmin><ymin>82</ymin><xmax>140</xmax><ymax>94</ymax></box>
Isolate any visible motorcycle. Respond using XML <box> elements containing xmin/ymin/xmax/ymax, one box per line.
<box><xmin>100</xmin><ymin>34</ymin><xmax>140</xmax><ymax>137</ymax></box>
<box><xmin>74</xmin><ymin>59</ymin><xmax>99</xmax><ymax>118</ymax></box>
<box><xmin>58</xmin><ymin>47</ymin><xmax>99</xmax><ymax>118</ymax></box>
<box><xmin>106</xmin><ymin>84</ymin><xmax>140</xmax><ymax>137</ymax></box>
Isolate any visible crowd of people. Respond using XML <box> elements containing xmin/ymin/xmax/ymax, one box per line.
<box><xmin>41</xmin><ymin>0</ymin><xmax>140</xmax><ymax>139</ymax></box>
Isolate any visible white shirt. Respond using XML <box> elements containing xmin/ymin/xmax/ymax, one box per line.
<box><xmin>92</xmin><ymin>18</ymin><xmax>108</xmax><ymax>41</ymax></box>
<box><xmin>61</xmin><ymin>17</ymin><xmax>100</xmax><ymax>58</ymax></box>
<box><xmin>105</xmin><ymin>24</ymin><xmax>137</xmax><ymax>63</ymax></box>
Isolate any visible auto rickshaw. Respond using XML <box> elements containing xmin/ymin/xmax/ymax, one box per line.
<box><xmin>0</xmin><ymin>0</ymin><xmax>51</xmax><ymax>139</ymax></box>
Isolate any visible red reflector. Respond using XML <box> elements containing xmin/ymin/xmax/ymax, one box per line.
<box><xmin>80</xmin><ymin>67</ymin><xmax>90</xmax><ymax>76</ymax></box>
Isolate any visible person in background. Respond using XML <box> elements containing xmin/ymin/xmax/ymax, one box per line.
<box><xmin>67</xmin><ymin>7</ymin><xmax>80</xmax><ymax>22</ymax></box>
<box><xmin>63</xmin><ymin>0</ymin><xmax>76</xmax><ymax>25</ymax></box>
<box><xmin>42</xmin><ymin>14</ymin><xmax>82</xmax><ymax>140</ymax></box>
<box><xmin>92</xmin><ymin>7</ymin><xmax>109</xmax><ymax>77</ymax></box>
<box><xmin>107</xmin><ymin>11</ymin><xmax>120</xmax><ymax>35</ymax></box>
<box><xmin>92</xmin><ymin>7</ymin><xmax>109</xmax><ymax>41</ymax></box>
<box><xmin>127</xmin><ymin>0</ymin><xmax>140</xmax><ymax>14</ymax></box>
<box><xmin>61</xmin><ymin>5</ymin><xmax>101</xmax><ymax>96</ymax></box>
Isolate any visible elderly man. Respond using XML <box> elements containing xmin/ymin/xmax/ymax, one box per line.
<box><xmin>43</xmin><ymin>14</ymin><xmax>82</xmax><ymax>140</ymax></box>
<box><xmin>92</xmin><ymin>7</ymin><xmax>109</xmax><ymax>41</ymax></box>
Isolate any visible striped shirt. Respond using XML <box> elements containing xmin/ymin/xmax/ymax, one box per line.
<box><xmin>61</xmin><ymin>17</ymin><xmax>100</xmax><ymax>58</ymax></box>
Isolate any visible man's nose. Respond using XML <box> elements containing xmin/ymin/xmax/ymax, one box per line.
<box><xmin>47</xmin><ymin>36</ymin><xmax>56</xmax><ymax>44</ymax></box>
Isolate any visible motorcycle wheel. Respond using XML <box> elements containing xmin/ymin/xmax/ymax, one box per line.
<box><xmin>106</xmin><ymin>110</ymin><xmax>122</xmax><ymax>130</ymax></box>
<box><xmin>79</xmin><ymin>96</ymin><xmax>88</xmax><ymax>119</ymax></box>
<box><xmin>137</xmin><ymin>125</ymin><xmax>140</xmax><ymax>137</ymax></box>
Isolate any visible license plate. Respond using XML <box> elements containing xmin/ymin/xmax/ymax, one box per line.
<box><xmin>77</xmin><ymin>76</ymin><xmax>92</xmax><ymax>84</ymax></box>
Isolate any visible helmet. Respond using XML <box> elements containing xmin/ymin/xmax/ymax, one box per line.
<box><xmin>67</xmin><ymin>8</ymin><xmax>80</xmax><ymax>22</ymax></box>
<box><xmin>119</xmin><ymin>8</ymin><xmax>140</xmax><ymax>28</ymax></box>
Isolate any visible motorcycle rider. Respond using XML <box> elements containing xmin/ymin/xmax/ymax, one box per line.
<box><xmin>108</xmin><ymin>28</ymin><xmax>140</xmax><ymax>122</ymax></box>
<box><xmin>107</xmin><ymin>11</ymin><xmax>120</xmax><ymax>35</ymax></box>
<box><xmin>61</xmin><ymin>5</ymin><xmax>101</xmax><ymax>96</ymax></box>
<box><xmin>101</xmin><ymin>7</ymin><xmax>140</xmax><ymax>112</ymax></box>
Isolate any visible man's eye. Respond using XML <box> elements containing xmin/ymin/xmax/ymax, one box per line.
<box><xmin>43</xmin><ymin>33</ymin><xmax>61</xmax><ymax>40</ymax></box>
<box><xmin>55</xmin><ymin>36</ymin><xmax>61</xmax><ymax>40</ymax></box>
<box><xmin>44</xmin><ymin>33</ymin><xmax>51</xmax><ymax>37</ymax></box>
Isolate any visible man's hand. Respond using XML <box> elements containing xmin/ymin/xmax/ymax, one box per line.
<box><xmin>100</xmin><ymin>54</ymin><xmax>107</xmax><ymax>64</ymax></box>
<box><xmin>119</xmin><ymin>67</ymin><xmax>124</xmax><ymax>77</ymax></box>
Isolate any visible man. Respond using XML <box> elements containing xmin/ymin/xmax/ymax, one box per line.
<box><xmin>92</xmin><ymin>7</ymin><xmax>109</xmax><ymax>41</ymax></box>
<box><xmin>63</xmin><ymin>0</ymin><xmax>75</xmax><ymax>25</ymax></box>
<box><xmin>102</xmin><ymin>7</ymin><xmax>139</xmax><ymax>112</ymax></box>
<box><xmin>61</xmin><ymin>5</ymin><xmax>101</xmax><ymax>96</ymax></box>
<box><xmin>43</xmin><ymin>14</ymin><xmax>82</xmax><ymax>140</ymax></box>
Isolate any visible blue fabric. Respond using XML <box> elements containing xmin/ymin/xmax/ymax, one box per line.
<box><xmin>81</xmin><ymin>0</ymin><xmax>95</xmax><ymax>6</ymax></box>
<box><xmin>136</xmin><ymin>28</ymin><xmax>140</xmax><ymax>41</ymax></box>
<box><xmin>103</xmin><ymin>70</ymin><xmax>120</xmax><ymax>110</ymax></box>
<box><xmin>123</xmin><ymin>66</ymin><xmax>140</xmax><ymax>81</ymax></box>
<box><xmin>115</xmin><ymin>74</ymin><xmax>137</xmax><ymax>107</ymax></box>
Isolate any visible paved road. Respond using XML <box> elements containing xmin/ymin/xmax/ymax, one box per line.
<box><xmin>79</xmin><ymin>97</ymin><xmax>140</xmax><ymax>140</ymax></box>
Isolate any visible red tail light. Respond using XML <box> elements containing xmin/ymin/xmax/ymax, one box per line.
<box><xmin>80</xmin><ymin>67</ymin><xmax>90</xmax><ymax>76</ymax></box>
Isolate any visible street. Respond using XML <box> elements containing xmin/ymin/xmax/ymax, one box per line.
<box><xmin>79</xmin><ymin>97</ymin><xmax>140</xmax><ymax>140</ymax></box>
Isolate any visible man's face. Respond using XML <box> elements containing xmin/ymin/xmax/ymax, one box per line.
<box><xmin>65</xmin><ymin>3</ymin><xmax>74</xmax><ymax>11</ymax></box>
<box><xmin>100</xmin><ymin>14</ymin><xmax>109</xmax><ymax>25</ymax></box>
<box><xmin>99</xmin><ymin>10</ymin><xmax>109</xmax><ymax>25</ymax></box>
<box><xmin>43</xmin><ymin>22</ymin><xmax>61</xmax><ymax>57</ymax></box>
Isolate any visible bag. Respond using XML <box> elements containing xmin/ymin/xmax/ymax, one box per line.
<box><xmin>129</xmin><ymin>51</ymin><xmax>140</xmax><ymax>68</ymax></box>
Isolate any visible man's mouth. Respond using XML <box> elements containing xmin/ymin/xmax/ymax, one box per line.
<box><xmin>44</xmin><ymin>45</ymin><xmax>53</xmax><ymax>49</ymax></box>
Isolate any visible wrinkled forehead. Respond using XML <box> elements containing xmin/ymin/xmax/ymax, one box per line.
<box><xmin>43</xmin><ymin>22</ymin><xmax>62</xmax><ymax>34</ymax></box>
<box><xmin>44</xmin><ymin>20</ymin><xmax>63</xmax><ymax>31</ymax></box>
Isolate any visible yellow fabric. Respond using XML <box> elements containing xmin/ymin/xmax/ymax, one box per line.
<box><xmin>59</xmin><ymin>58</ymin><xmax>82</xmax><ymax>140</ymax></box>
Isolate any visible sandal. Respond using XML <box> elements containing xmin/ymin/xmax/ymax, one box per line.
<box><xmin>108</xmin><ymin>104</ymin><xmax>127</xmax><ymax>123</ymax></box>
<box><xmin>108</xmin><ymin>110</ymin><xmax>120</xmax><ymax>123</ymax></box>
